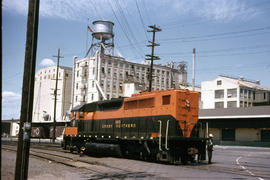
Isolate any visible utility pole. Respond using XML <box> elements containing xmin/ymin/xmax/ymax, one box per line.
<box><xmin>52</xmin><ymin>48</ymin><xmax>64</xmax><ymax>143</ymax></box>
<box><xmin>192</xmin><ymin>48</ymin><xmax>196</xmax><ymax>91</ymax></box>
<box><xmin>15</xmin><ymin>0</ymin><xmax>40</xmax><ymax>179</ymax></box>
<box><xmin>145</xmin><ymin>25</ymin><xmax>161</xmax><ymax>92</ymax></box>
<box><xmin>71</xmin><ymin>56</ymin><xmax>77</xmax><ymax>109</ymax></box>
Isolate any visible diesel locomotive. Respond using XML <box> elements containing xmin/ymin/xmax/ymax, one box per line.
<box><xmin>62</xmin><ymin>89</ymin><xmax>208</xmax><ymax>164</ymax></box>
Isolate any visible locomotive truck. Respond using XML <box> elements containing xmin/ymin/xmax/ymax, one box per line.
<box><xmin>62</xmin><ymin>89</ymin><xmax>208</xmax><ymax>164</ymax></box>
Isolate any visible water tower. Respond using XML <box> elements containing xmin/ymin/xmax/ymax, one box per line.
<box><xmin>85</xmin><ymin>20</ymin><xmax>115</xmax><ymax>57</ymax></box>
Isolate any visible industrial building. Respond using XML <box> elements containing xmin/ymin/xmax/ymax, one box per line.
<box><xmin>32</xmin><ymin>66</ymin><xmax>72</xmax><ymax>123</ymax></box>
<box><xmin>201</xmin><ymin>75</ymin><xmax>270</xmax><ymax>109</ymax></box>
<box><xmin>72</xmin><ymin>20</ymin><xmax>187</xmax><ymax>107</ymax></box>
<box><xmin>73</xmin><ymin>56</ymin><xmax>187</xmax><ymax>107</ymax></box>
<box><xmin>199</xmin><ymin>106</ymin><xmax>270</xmax><ymax>146</ymax></box>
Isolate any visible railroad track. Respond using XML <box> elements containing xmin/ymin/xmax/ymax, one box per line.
<box><xmin>2</xmin><ymin>144</ymin><xmax>155</xmax><ymax>179</ymax></box>
<box><xmin>3</xmin><ymin>142</ymin><xmax>270</xmax><ymax>179</ymax></box>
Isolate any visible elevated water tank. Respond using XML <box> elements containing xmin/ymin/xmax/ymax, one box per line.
<box><xmin>92</xmin><ymin>20</ymin><xmax>114</xmax><ymax>40</ymax></box>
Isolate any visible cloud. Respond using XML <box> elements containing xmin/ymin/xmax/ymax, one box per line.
<box><xmin>40</xmin><ymin>58</ymin><xmax>55</xmax><ymax>67</ymax></box>
<box><xmin>3</xmin><ymin>0</ymin><xmax>259</xmax><ymax>22</ymax></box>
<box><xmin>173</xmin><ymin>0</ymin><xmax>257</xmax><ymax>21</ymax></box>
<box><xmin>2</xmin><ymin>91</ymin><xmax>21</xmax><ymax>120</ymax></box>
<box><xmin>3</xmin><ymin>0</ymin><xmax>111</xmax><ymax>21</ymax></box>
<box><xmin>2</xmin><ymin>91</ymin><xmax>21</xmax><ymax>104</ymax></box>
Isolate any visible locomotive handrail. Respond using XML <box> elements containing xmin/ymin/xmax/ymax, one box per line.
<box><xmin>158</xmin><ymin>120</ymin><xmax>162</xmax><ymax>151</ymax></box>
<box><xmin>165</xmin><ymin>120</ymin><xmax>170</xmax><ymax>150</ymax></box>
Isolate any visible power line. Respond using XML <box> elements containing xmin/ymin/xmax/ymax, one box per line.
<box><xmin>157</xmin><ymin>44</ymin><xmax>270</xmax><ymax>56</ymax></box>
<box><xmin>108</xmin><ymin>0</ymin><xmax>143</xmax><ymax>58</ymax></box>
<box><xmin>159</xmin><ymin>26</ymin><xmax>270</xmax><ymax>42</ymax></box>
<box><xmin>141</xmin><ymin>0</ymin><xmax>152</xmax><ymax>25</ymax></box>
<box><xmin>114</xmin><ymin>0</ymin><xmax>145</xmax><ymax>57</ymax></box>
<box><xmin>135</xmin><ymin>0</ymin><xmax>149</xmax><ymax>41</ymax></box>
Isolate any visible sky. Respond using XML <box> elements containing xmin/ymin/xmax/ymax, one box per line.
<box><xmin>2</xmin><ymin>0</ymin><xmax>270</xmax><ymax>120</ymax></box>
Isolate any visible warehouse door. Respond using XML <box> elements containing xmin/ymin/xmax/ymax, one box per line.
<box><xmin>261</xmin><ymin>130</ymin><xmax>270</xmax><ymax>142</ymax></box>
<box><xmin>222</xmin><ymin>128</ymin><xmax>235</xmax><ymax>141</ymax></box>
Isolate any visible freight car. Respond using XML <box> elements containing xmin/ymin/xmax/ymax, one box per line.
<box><xmin>62</xmin><ymin>89</ymin><xmax>209</xmax><ymax>164</ymax></box>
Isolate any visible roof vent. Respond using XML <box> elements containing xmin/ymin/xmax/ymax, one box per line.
<box><xmin>256</xmin><ymin>80</ymin><xmax>260</xmax><ymax>85</ymax></box>
<box><xmin>239</xmin><ymin>76</ymin><xmax>244</xmax><ymax>81</ymax></box>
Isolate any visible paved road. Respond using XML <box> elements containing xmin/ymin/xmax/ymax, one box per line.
<box><xmin>211</xmin><ymin>146</ymin><xmax>270</xmax><ymax>180</ymax></box>
<box><xmin>2</xmin><ymin>144</ymin><xmax>270</xmax><ymax>180</ymax></box>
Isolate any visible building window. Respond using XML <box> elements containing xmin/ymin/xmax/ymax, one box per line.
<box><xmin>215</xmin><ymin>90</ymin><xmax>224</xmax><ymax>99</ymax></box>
<box><xmin>107</xmin><ymin>94</ymin><xmax>110</xmax><ymax>99</ymax></box>
<box><xmin>91</xmin><ymin>94</ymin><xmax>94</xmax><ymax>100</ymax></box>
<box><xmin>101</xmin><ymin>80</ymin><xmax>104</xmax><ymax>87</ymax></box>
<box><xmin>119</xmin><ymin>84</ymin><xmax>123</xmax><ymax>91</ymax></box>
<box><xmin>247</xmin><ymin>90</ymin><xmax>251</xmax><ymax>99</ymax></box>
<box><xmin>217</xmin><ymin>80</ymin><xmax>222</xmax><ymax>85</ymax></box>
<box><xmin>240</xmin><ymin>101</ymin><xmax>244</xmax><ymax>107</ymax></box>
<box><xmin>264</xmin><ymin>92</ymin><xmax>266</xmax><ymax>99</ymax></box>
<box><xmin>65</xmin><ymin>73</ymin><xmax>68</xmax><ymax>77</ymax></box>
<box><xmin>75</xmin><ymin>96</ymin><xmax>78</xmax><ymax>102</ymax></box>
<box><xmin>227</xmin><ymin>101</ymin><xmax>237</xmax><ymax>108</ymax></box>
<box><xmin>93</xmin><ymin>67</ymin><xmax>95</xmax><ymax>75</ymax></box>
<box><xmin>240</xmin><ymin>89</ymin><xmax>244</xmax><ymax>97</ymax></box>
<box><xmin>244</xmin><ymin>89</ymin><xmax>247</xmax><ymax>98</ymax></box>
<box><xmin>227</xmin><ymin>88</ymin><xmax>237</xmax><ymax>98</ymax></box>
<box><xmin>222</xmin><ymin>128</ymin><xmax>235</xmax><ymax>141</ymax></box>
<box><xmin>215</xmin><ymin>102</ymin><xmax>224</xmax><ymax>108</ymax></box>
<box><xmin>92</xmin><ymin>81</ymin><xmax>94</xmax><ymax>88</ymax></box>
<box><xmin>76</xmin><ymin>83</ymin><xmax>78</xmax><ymax>90</ymax></box>
<box><xmin>77</xmin><ymin>70</ymin><xmax>79</xmax><ymax>77</ymax></box>
<box><xmin>253</xmin><ymin>92</ymin><xmax>256</xmax><ymax>100</ymax></box>
<box><xmin>162</xmin><ymin>95</ymin><xmax>171</xmax><ymax>105</ymax></box>
<box><xmin>77</xmin><ymin>63</ymin><xmax>79</xmax><ymax>68</ymax></box>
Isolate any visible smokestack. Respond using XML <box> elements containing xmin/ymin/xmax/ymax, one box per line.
<box><xmin>192</xmin><ymin>48</ymin><xmax>196</xmax><ymax>91</ymax></box>
<box><xmin>71</xmin><ymin>56</ymin><xmax>77</xmax><ymax>109</ymax></box>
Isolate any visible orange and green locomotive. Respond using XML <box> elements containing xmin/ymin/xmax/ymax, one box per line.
<box><xmin>62</xmin><ymin>89</ymin><xmax>208</xmax><ymax>164</ymax></box>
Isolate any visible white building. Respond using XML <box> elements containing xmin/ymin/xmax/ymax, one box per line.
<box><xmin>201</xmin><ymin>75</ymin><xmax>270</xmax><ymax>109</ymax></box>
<box><xmin>32</xmin><ymin>66</ymin><xmax>72</xmax><ymax>122</ymax></box>
<box><xmin>73</xmin><ymin>54</ymin><xmax>187</xmax><ymax>107</ymax></box>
